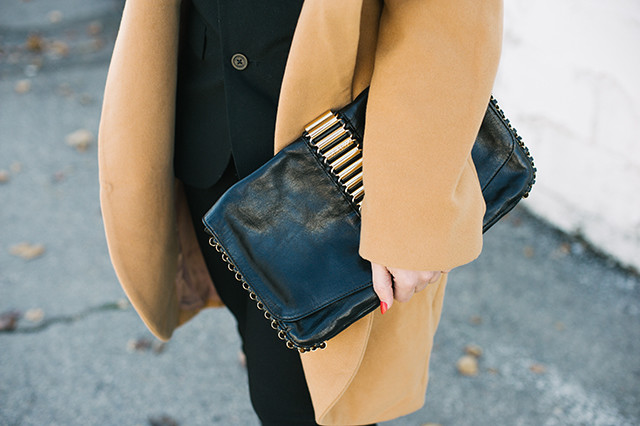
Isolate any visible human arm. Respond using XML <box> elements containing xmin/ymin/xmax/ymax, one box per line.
<box><xmin>360</xmin><ymin>0</ymin><xmax>504</xmax><ymax>307</ymax></box>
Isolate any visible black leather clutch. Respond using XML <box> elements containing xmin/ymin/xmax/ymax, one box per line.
<box><xmin>202</xmin><ymin>89</ymin><xmax>535</xmax><ymax>352</ymax></box>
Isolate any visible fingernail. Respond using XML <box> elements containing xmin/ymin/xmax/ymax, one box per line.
<box><xmin>380</xmin><ymin>301</ymin><xmax>388</xmax><ymax>315</ymax></box>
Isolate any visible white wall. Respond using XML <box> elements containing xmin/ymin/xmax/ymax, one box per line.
<box><xmin>493</xmin><ymin>0</ymin><xmax>640</xmax><ymax>270</ymax></box>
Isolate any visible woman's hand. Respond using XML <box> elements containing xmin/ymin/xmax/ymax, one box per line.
<box><xmin>371</xmin><ymin>262</ymin><xmax>446</xmax><ymax>314</ymax></box>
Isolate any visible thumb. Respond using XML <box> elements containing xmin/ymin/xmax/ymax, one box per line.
<box><xmin>371</xmin><ymin>262</ymin><xmax>394</xmax><ymax>313</ymax></box>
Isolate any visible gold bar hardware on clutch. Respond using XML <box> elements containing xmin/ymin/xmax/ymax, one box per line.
<box><xmin>334</xmin><ymin>154</ymin><xmax>362</xmax><ymax>177</ymax></box>
<box><xmin>314</xmin><ymin>127</ymin><xmax>348</xmax><ymax>151</ymax></box>
<box><xmin>305</xmin><ymin>112</ymin><xmax>336</xmax><ymax>138</ymax></box>
<box><xmin>307</xmin><ymin>118</ymin><xmax>340</xmax><ymax>141</ymax></box>
<box><xmin>351</xmin><ymin>185</ymin><xmax>365</xmax><ymax>201</ymax></box>
<box><xmin>344</xmin><ymin>172</ymin><xmax>363</xmax><ymax>192</ymax></box>
<box><xmin>306</xmin><ymin>109</ymin><xmax>367</xmax><ymax>210</ymax></box>
<box><xmin>324</xmin><ymin>138</ymin><xmax>355</xmax><ymax>162</ymax></box>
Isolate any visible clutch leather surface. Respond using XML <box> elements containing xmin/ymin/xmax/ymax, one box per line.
<box><xmin>203</xmin><ymin>89</ymin><xmax>535</xmax><ymax>351</ymax></box>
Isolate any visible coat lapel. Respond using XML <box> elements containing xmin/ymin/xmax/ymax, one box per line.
<box><xmin>274</xmin><ymin>0</ymin><xmax>366</xmax><ymax>153</ymax></box>
<box><xmin>273</xmin><ymin>1</ymin><xmax>387</xmax><ymax>422</ymax></box>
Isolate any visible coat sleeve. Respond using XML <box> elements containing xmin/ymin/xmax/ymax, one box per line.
<box><xmin>359</xmin><ymin>0</ymin><xmax>503</xmax><ymax>271</ymax></box>
<box><xmin>99</xmin><ymin>0</ymin><xmax>185</xmax><ymax>340</ymax></box>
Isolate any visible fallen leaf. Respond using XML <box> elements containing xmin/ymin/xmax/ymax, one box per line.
<box><xmin>91</xmin><ymin>38</ymin><xmax>105</xmax><ymax>51</ymax></box>
<box><xmin>238</xmin><ymin>350</ymin><xmax>247</xmax><ymax>368</ymax></box>
<box><xmin>26</xmin><ymin>34</ymin><xmax>45</xmax><ymax>52</ymax></box>
<box><xmin>529</xmin><ymin>363</ymin><xmax>546</xmax><ymax>374</ymax></box>
<box><xmin>52</xmin><ymin>171</ymin><xmax>66</xmax><ymax>182</ymax></box>
<box><xmin>65</xmin><ymin>129</ymin><xmax>94</xmax><ymax>152</ymax></box>
<box><xmin>57</xmin><ymin>83</ymin><xmax>74</xmax><ymax>97</ymax></box>
<box><xmin>87</xmin><ymin>21</ymin><xmax>103</xmax><ymax>36</ymax></box>
<box><xmin>523</xmin><ymin>246</ymin><xmax>535</xmax><ymax>258</ymax></box>
<box><xmin>552</xmin><ymin>243</ymin><xmax>570</xmax><ymax>259</ymax></box>
<box><xmin>127</xmin><ymin>337</ymin><xmax>165</xmax><ymax>354</ymax></box>
<box><xmin>10</xmin><ymin>162</ymin><xmax>22</xmax><ymax>173</ymax></box>
<box><xmin>78</xmin><ymin>93</ymin><xmax>94</xmax><ymax>105</ymax></box>
<box><xmin>0</xmin><ymin>170</ymin><xmax>9</xmax><ymax>183</ymax></box>
<box><xmin>10</xmin><ymin>242</ymin><xmax>46</xmax><ymax>260</ymax></box>
<box><xmin>24</xmin><ymin>308</ymin><xmax>44</xmax><ymax>323</ymax></box>
<box><xmin>48</xmin><ymin>10</ymin><xmax>63</xmax><ymax>23</ymax></box>
<box><xmin>456</xmin><ymin>355</ymin><xmax>478</xmax><ymax>376</ymax></box>
<box><xmin>148</xmin><ymin>415</ymin><xmax>179</xmax><ymax>426</ymax></box>
<box><xmin>469</xmin><ymin>315</ymin><xmax>483</xmax><ymax>325</ymax></box>
<box><xmin>49</xmin><ymin>40</ymin><xmax>69</xmax><ymax>57</ymax></box>
<box><xmin>127</xmin><ymin>338</ymin><xmax>152</xmax><ymax>352</ymax></box>
<box><xmin>14</xmin><ymin>79</ymin><xmax>31</xmax><ymax>94</ymax></box>
<box><xmin>0</xmin><ymin>311</ymin><xmax>21</xmax><ymax>331</ymax></box>
<box><xmin>464</xmin><ymin>344</ymin><xmax>483</xmax><ymax>358</ymax></box>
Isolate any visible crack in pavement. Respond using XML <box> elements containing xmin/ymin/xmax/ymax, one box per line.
<box><xmin>1</xmin><ymin>301</ymin><xmax>129</xmax><ymax>334</ymax></box>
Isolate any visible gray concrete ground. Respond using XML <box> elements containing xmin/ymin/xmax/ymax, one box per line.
<box><xmin>1</xmin><ymin>1</ymin><xmax>639</xmax><ymax>425</ymax></box>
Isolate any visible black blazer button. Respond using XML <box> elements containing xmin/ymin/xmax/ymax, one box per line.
<box><xmin>231</xmin><ymin>53</ymin><xmax>249</xmax><ymax>71</ymax></box>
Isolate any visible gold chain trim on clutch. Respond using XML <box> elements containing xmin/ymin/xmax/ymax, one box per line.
<box><xmin>489</xmin><ymin>96</ymin><xmax>536</xmax><ymax>198</ymax></box>
<box><xmin>208</xmin><ymin>234</ymin><xmax>328</xmax><ymax>353</ymax></box>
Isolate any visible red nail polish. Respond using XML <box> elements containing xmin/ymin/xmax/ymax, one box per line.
<box><xmin>380</xmin><ymin>301</ymin><xmax>388</xmax><ymax>315</ymax></box>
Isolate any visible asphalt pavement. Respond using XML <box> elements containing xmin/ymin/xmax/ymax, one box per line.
<box><xmin>1</xmin><ymin>1</ymin><xmax>639</xmax><ymax>425</ymax></box>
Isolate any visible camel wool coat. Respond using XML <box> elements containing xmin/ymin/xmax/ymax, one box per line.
<box><xmin>98</xmin><ymin>0</ymin><xmax>503</xmax><ymax>424</ymax></box>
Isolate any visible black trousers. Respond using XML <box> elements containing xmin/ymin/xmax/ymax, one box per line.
<box><xmin>184</xmin><ymin>159</ymin><xmax>377</xmax><ymax>426</ymax></box>
<box><xmin>183</xmin><ymin>159</ymin><xmax>319</xmax><ymax>426</ymax></box>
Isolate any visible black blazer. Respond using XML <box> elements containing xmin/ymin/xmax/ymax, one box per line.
<box><xmin>174</xmin><ymin>0</ymin><xmax>304</xmax><ymax>188</ymax></box>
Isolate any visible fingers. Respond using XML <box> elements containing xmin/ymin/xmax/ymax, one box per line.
<box><xmin>371</xmin><ymin>263</ymin><xmax>446</xmax><ymax>313</ymax></box>
<box><xmin>385</xmin><ymin>269</ymin><xmax>443</xmax><ymax>304</ymax></box>
<box><xmin>371</xmin><ymin>262</ymin><xmax>395</xmax><ymax>312</ymax></box>
<box><xmin>389</xmin><ymin>268</ymin><xmax>423</xmax><ymax>303</ymax></box>
<box><xmin>428</xmin><ymin>271</ymin><xmax>443</xmax><ymax>283</ymax></box>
